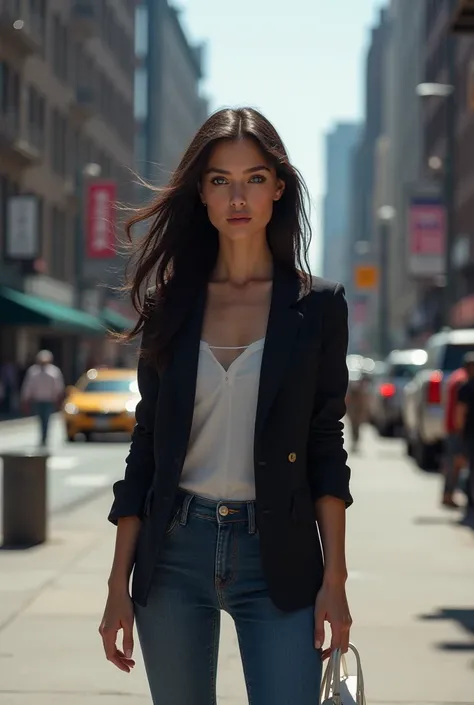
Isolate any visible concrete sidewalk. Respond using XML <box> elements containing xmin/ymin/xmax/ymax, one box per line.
<box><xmin>0</xmin><ymin>490</ymin><xmax>247</xmax><ymax>705</ymax></box>
<box><xmin>0</xmin><ymin>428</ymin><xmax>473</xmax><ymax>704</ymax></box>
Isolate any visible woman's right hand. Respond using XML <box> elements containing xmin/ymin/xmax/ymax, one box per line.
<box><xmin>99</xmin><ymin>589</ymin><xmax>136</xmax><ymax>673</ymax></box>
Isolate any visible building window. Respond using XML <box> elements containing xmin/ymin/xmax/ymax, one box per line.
<box><xmin>27</xmin><ymin>86</ymin><xmax>45</xmax><ymax>150</ymax></box>
<box><xmin>50</xmin><ymin>207</ymin><xmax>67</xmax><ymax>280</ymax></box>
<box><xmin>135</xmin><ymin>5</ymin><xmax>149</xmax><ymax>58</ymax></box>
<box><xmin>51</xmin><ymin>110</ymin><xmax>67</xmax><ymax>175</ymax></box>
<box><xmin>52</xmin><ymin>14</ymin><xmax>68</xmax><ymax>83</ymax></box>
<box><xmin>134</xmin><ymin>67</ymin><xmax>148</xmax><ymax>120</ymax></box>
<box><xmin>0</xmin><ymin>176</ymin><xmax>20</xmax><ymax>260</ymax></box>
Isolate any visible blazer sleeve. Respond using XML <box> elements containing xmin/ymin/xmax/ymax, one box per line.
<box><xmin>307</xmin><ymin>283</ymin><xmax>353</xmax><ymax>507</ymax></box>
<box><xmin>107</xmin><ymin>333</ymin><xmax>159</xmax><ymax>525</ymax></box>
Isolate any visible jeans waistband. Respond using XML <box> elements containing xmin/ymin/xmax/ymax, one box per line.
<box><xmin>175</xmin><ymin>489</ymin><xmax>257</xmax><ymax>535</ymax></box>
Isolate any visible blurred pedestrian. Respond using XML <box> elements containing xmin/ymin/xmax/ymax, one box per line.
<box><xmin>442</xmin><ymin>364</ymin><xmax>467</xmax><ymax>508</ymax></box>
<box><xmin>99</xmin><ymin>107</ymin><xmax>353</xmax><ymax>704</ymax></box>
<box><xmin>0</xmin><ymin>358</ymin><xmax>20</xmax><ymax>415</ymax></box>
<box><xmin>346</xmin><ymin>373</ymin><xmax>369</xmax><ymax>452</ymax></box>
<box><xmin>455</xmin><ymin>352</ymin><xmax>474</xmax><ymax>512</ymax></box>
<box><xmin>20</xmin><ymin>350</ymin><xmax>65</xmax><ymax>447</ymax></box>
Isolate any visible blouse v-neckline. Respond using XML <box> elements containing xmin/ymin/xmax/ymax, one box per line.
<box><xmin>200</xmin><ymin>337</ymin><xmax>265</xmax><ymax>374</ymax></box>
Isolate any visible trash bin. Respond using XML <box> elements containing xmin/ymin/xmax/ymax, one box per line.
<box><xmin>1</xmin><ymin>450</ymin><xmax>49</xmax><ymax>547</ymax></box>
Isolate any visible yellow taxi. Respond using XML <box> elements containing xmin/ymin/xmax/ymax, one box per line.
<box><xmin>63</xmin><ymin>368</ymin><xmax>140</xmax><ymax>442</ymax></box>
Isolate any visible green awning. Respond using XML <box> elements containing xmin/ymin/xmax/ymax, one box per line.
<box><xmin>0</xmin><ymin>286</ymin><xmax>105</xmax><ymax>335</ymax></box>
<box><xmin>102</xmin><ymin>307</ymin><xmax>135</xmax><ymax>332</ymax></box>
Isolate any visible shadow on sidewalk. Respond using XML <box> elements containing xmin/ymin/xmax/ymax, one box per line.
<box><xmin>419</xmin><ymin>607</ymin><xmax>474</xmax><ymax>657</ymax></box>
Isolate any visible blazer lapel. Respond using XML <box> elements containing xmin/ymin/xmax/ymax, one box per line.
<box><xmin>168</xmin><ymin>287</ymin><xmax>206</xmax><ymax>448</ymax></box>
<box><xmin>254</xmin><ymin>266</ymin><xmax>303</xmax><ymax>440</ymax></box>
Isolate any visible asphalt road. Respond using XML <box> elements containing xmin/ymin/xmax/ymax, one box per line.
<box><xmin>0</xmin><ymin>415</ymin><xmax>129</xmax><ymax>519</ymax></box>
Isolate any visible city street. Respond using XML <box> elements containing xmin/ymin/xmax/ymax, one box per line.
<box><xmin>0</xmin><ymin>422</ymin><xmax>473</xmax><ymax>704</ymax></box>
<box><xmin>0</xmin><ymin>416</ymin><xmax>129</xmax><ymax>520</ymax></box>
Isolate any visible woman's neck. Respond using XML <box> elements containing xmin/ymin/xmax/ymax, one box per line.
<box><xmin>212</xmin><ymin>240</ymin><xmax>273</xmax><ymax>287</ymax></box>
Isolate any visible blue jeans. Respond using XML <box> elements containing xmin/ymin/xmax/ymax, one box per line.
<box><xmin>34</xmin><ymin>401</ymin><xmax>54</xmax><ymax>445</ymax></box>
<box><xmin>135</xmin><ymin>491</ymin><xmax>322</xmax><ymax>705</ymax></box>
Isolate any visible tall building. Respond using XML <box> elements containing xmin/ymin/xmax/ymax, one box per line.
<box><xmin>381</xmin><ymin>0</ymin><xmax>427</xmax><ymax>349</ymax></box>
<box><xmin>347</xmin><ymin>6</ymin><xmax>391</xmax><ymax>353</ymax></box>
<box><xmin>322</xmin><ymin>123</ymin><xmax>360</xmax><ymax>286</ymax></box>
<box><xmin>134</xmin><ymin>0</ymin><xmax>208</xmax><ymax>188</ymax></box>
<box><xmin>0</xmin><ymin>1</ymin><xmax>136</xmax><ymax>380</ymax></box>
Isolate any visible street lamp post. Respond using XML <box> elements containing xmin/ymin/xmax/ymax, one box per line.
<box><xmin>416</xmin><ymin>33</ymin><xmax>457</xmax><ymax>327</ymax></box>
<box><xmin>74</xmin><ymin>162</ymin><xmax>102</xmax><ymax>380</ymax></box>
<box><xmin>377</xmin><ymin>206</ymin><xmax>395</xmax><ymax>358</ymax></box>
<box><xmin>75</xmin><ymin>162</ymin><xmax>102</xmax><ymax>310</ymax></box>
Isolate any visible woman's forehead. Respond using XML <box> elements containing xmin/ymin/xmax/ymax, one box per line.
<box><xmin>207</xmin><ymin>137</ymin><xmax>271</xmax><ymax>168</ymax></box>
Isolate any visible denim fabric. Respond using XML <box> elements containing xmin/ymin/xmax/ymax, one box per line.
<box><xmin>135</xmin><ymin>490</ymin><xmax>322</xmax><ymax>705</ymax></box>
<box><xmin>34</xmin><ymin>401</ymin><xmax>54</xmax><ymax>445</ymax></box>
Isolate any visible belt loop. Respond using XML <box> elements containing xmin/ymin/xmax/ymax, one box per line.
<box><xmin>247</xmin><ymin>501</ymin><xmax>256</xmax><ymax>535</ymax></box>
<box><xmin>179</xmin><ymin>493</ymin><xmax>194</xmax><ymax>526</ymax></box>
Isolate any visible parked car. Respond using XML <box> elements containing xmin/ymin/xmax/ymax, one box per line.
<box><xmin>372</xmin><ymin>349</ymin><xmax>427</xmax><ymax>437</ymax></box>
<box><xmin>63</xmin><ymin>368</ymin><xmax>140</xmax><ymax>442</ymax></box>
<box><xmin>402</xmin><ymin>328</ymin><xmax>474</xmax><ymax>469</ymax></box>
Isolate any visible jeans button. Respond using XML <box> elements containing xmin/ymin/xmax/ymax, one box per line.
<box><xmin>218</xmin><ymin>505</ymin><xmax>229</xmax><ymax>516</ymax></box>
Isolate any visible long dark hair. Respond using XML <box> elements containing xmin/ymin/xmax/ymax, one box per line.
<box><xmin>123</xmin><ymin>106</ymin><xmax>312</xmax><ymax>367</ymax></box>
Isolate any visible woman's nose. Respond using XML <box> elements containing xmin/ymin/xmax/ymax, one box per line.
<box><xmin>230</xmin><ymin>187</ymin><xmax>246</xmax><ymax>208</ymax></box>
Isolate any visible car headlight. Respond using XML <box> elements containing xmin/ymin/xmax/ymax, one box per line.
<box><xmin>64</xmin><ymin>403</ymin><xmax>79</xmax><ymax>415</ymax></box>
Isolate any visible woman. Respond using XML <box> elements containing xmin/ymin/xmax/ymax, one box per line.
<box><xmin>99</xmin><ymin>107</ymin><xmax>353</xmax><ymax>705</ymax></box>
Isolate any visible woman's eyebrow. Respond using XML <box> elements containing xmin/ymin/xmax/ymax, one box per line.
<box><xmin>204</xmin><ymin>165</ymin><xmax>272</xmax><ymax>175</ymax></box>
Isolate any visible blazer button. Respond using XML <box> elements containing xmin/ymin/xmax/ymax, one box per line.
<box><xmin>288</xmin><ymin>452</ymin><xmax>297</xmax><ymax>463</ymax></box>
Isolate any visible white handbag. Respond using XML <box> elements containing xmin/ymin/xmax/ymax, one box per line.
<box><xmin>320</xmin><ymin>643</ymin><xmax>366</xmax><ymax>705</ymax></box>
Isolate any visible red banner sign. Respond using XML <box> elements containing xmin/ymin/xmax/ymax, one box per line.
<box><xmin>408</xmin><ymin>197</ymin><xmax>445</xmax><ymax>276</ymax></box>
<box><xmin>86</xmin><ymin>181</ymin><xmax>117</xmax><ymax>259</ymax></box>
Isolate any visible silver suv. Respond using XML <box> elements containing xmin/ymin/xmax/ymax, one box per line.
<box><xmin>402</xmin><ymin>329</ymin><xmax>474</xmax><ymax>469</ymax></box>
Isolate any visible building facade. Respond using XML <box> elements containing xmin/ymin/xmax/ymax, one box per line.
<box><xmin>418</xmin><ymin>0</ymin><xmax>474</xmax><ymax>333</ymax></box>
<box><xmin>382</xmin><ymin>0</ymin><xmax>427</xmax><ymax>349</ymax></box>
<box><xmin>322</xmin><ymin>122</ymin><xmax>360</xmax><ymax>286</ymax></box>
<box><xmin>347</xmin><ymin>6</ymin><xmax>391</xmax><ymax>353</ymax></box>
<box><xmin>134</xmin><ymin>0</ymin><xmax>208</xmax><ymax>189</ymax></box>
<box><xmin>0</xmin><ymin>0</ymin><xmax>136</xmax><ymax>382</ymax></box>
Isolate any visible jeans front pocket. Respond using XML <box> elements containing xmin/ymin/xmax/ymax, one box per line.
<box><xmin>164</xmin><ymin>507</ymin><xmax>181</xmax><ymax>536</ymax></box>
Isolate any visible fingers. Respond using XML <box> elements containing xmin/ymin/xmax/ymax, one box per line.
<box><xmin>329</xmin><ymin>613</ymin><xmax>352</xmax><ymax>653</ymax></box>
<box><xmin>314</xmin><ymin>605</ymin><xmax>326</xmax><ymax>650</ymax></box>
<box><xmin>99</xmin><ymin>621</ymin><xmax>135</xmax><ymax>673</ymax></box>
<box><xmin>122</xmin><ymin>619</ymin><xmax>134</xmax><ymax>660</ymax></box>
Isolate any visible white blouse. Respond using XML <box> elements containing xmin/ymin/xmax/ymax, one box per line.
<box><xmin>179</xmin><ymin>338</ymin><xmax>265</xmax><ymax>501</ymax></box>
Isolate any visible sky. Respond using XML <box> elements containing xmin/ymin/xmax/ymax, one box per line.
<box><xmin>176</xmin><ymin>0</ymin><xmax>386</xmax><ymax>273</ymax></box>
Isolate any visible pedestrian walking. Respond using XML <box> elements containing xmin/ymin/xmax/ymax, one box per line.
<box><xmin>346</xmin><ymin>374</ymin><xmax>369</xmax><ymax>452</ymax></box>
<box><xmin>455</xmin><ymin>352</ymin><xmax>474</xmax><ymax>512</ymax></box>
<box><xmin>442</xmin><ymin>365</ymin><xmax>467</xmax><ymax>508</ymax></box>
<box><xmin>99</xmin><ymin>107</ymin><xmax>353</xmax><ymax>705</ymax></box>
<box><xmin>20</xmin><ymin>350</ymin><xmax>65</xmax><ymax>447</ymax></box>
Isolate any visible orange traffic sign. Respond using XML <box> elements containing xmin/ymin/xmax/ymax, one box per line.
<box><xmin>354</xmin><ymin>265</ymin><xmax>378</xmax><ymax>290</ymax></box>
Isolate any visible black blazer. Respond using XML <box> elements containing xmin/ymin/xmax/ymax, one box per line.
<box><xmin>109</xmin><ymin>266</ymin><xmax>352</xmax><ymax>612</ymax></box>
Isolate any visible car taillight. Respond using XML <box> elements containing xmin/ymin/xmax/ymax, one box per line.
<box><xmin>379</xmin><ymin>382</ymin><xmax>396</xmax><ymax>398</ymax></box>
<box><xmin>427</xmin><ymin>371</ymin><xmax>443</xmax><ymax>404</ymax></box>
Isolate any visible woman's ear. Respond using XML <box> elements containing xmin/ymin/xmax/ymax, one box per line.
<box><xmin>274</xmin><ymin>179</ymin><xmax>285</xmax><ymax>201</ymax></box>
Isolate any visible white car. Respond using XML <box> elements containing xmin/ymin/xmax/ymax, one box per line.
<box><xmin>402</xmin><ymin>329</ymin><xmax>474</xmax><ymax>469</ymax></box>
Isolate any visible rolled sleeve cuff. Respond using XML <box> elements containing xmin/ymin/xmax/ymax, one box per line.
<box><xmin>308</xmin><ymin>463</ymin><xmax>353</xmax><ymax>508</ymax></box>
<box><xmin>107</xmin><ymin>479</ymin><xmax>146</xmax><ymax>525</ymax></box>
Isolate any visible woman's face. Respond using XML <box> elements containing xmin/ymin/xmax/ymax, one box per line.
<box><xmin>200</xmin><ymin>137</ymin><xmax>285</xmax><ymax>242</ymax></box>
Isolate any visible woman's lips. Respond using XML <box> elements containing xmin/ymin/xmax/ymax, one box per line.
<box><xmin>227</xmin><ymin>217</ymin><xmax>252</xmax><ymax>224</ymax></box>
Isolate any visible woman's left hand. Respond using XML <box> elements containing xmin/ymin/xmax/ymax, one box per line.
<box><xmin>314</xmin><ymin>581</ymin><xmax>352</xmax><ymax>659</ymax></box>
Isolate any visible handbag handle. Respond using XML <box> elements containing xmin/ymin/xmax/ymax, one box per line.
<box><xmin>320</xmin><ymin>643</ymin><xmax>366</xmax><ymax>705</ymax></box>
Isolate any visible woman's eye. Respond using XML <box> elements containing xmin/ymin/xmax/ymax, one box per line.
<box><xmin>249</xmin><ymin>175</ymin><xmax>266</xmax><ymax>183</ymax></box>
<box><xmin>211</xmin><ymin>177</ymin><xmax>228</xmax><ymax>185</ymax></box>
